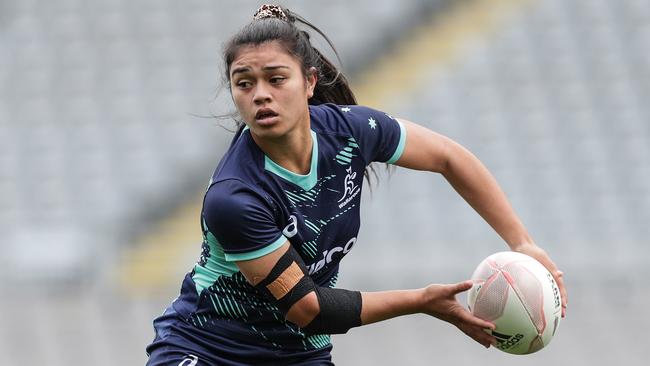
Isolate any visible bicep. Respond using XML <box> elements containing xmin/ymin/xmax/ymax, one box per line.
<box><xmin>236</xmin><ymin>241</ymin><xmax>320</xmax><ymax>326</ymax></box>
<box><xmin>392</xmin><ymin>118</ymin><xmax>454</xmax><ymax>172</ymax></box>
<box><xmin>236</xmin><ymin>241</ymin><xmax>290</xmax><ymax>286</ymax></box>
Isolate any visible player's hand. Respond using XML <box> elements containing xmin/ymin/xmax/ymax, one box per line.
<box><xmin>421</xmin><ymin>281</ymin><xmax>497</xmax><ymax>348</ymax></box>
<box><xmin>513</xmin><ymin>243</ymin><xmax>568</xmax><ymax>317</ymax></box>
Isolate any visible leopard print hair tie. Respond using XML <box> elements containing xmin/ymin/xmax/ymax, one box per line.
<box><xmin>253</xmin><ymin>4</ymin><xmax>289</xmax><ymax>22</ymax></box>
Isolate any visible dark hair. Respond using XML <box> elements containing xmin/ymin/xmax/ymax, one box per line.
<box><xmin>223</xmin><ymin>8</ymin><xmax>356</xmax><ymax>107</ymax></box>
<box><xmin>223</xmin><ymin>7</ymin><xmax>380</xmax><ymax>184</ymax></box>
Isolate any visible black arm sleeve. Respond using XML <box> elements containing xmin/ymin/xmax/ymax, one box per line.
<box><xmin>302</xmin><ymin>287</ymin><xmax>362</xmax><ymax>335</ymax></box>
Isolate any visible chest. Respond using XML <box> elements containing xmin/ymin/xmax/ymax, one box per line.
<box><xmin>266</xmin><ymin>134</ymin><xmax>366</xmax><ymax>274</ymax></box>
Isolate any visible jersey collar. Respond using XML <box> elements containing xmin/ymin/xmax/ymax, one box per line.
<box><xmin>264</xmin><ymin>130</ymin><xmax>318</xmax><ymax>191</ymax></box>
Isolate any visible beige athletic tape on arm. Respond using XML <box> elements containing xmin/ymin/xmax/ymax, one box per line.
<box><xmin>266</xmin><ymin>261</ymin><xmax>304</xmax><ymax>299</ymax></box>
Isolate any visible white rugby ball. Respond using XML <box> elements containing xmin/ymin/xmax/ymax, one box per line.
<box><xmin>467</xmin><ymin>251</ymin><xmax>562</xmax><ymax>354</ymax></box>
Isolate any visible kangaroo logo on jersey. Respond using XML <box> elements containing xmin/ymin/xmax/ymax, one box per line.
<box><xmin>338</xmin><ymin>167</ymin><xmax>360</xmax><ymax>208</ymax></box>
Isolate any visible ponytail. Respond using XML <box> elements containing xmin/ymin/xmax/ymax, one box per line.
<box><xmin>308</xmin><ymin>45</ymin><xmax>357</xmax><ymax>106</ymax></box>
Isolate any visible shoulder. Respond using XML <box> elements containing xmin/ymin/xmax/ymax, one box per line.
<box><xmin>203</xmin><ymin>178</ymin><xmax>277</xmax><ymax>230</ymax></box>
<box><xmin>205</xmin><ymin>178</ymin><xmax>271</xmax><ymax>212</ymax></box>
<box><xmin>309</xmin><ymin>103</ymin><xmax>394</xmax><ymax>132</ymax></box>
<box><xmin>310</xmin><ymin>104</ymin><xmax>405</xmax><ymax>164</ymax></box>
<box><xmin>210</xmin><ymin>129</ymin><xmax>266</xmax><ymax>186</ymax></box>
<box><xmin>309</xmin><ymin>103</ymin><xmax>353</xmax><ymax>134</ymax></box>
<box><xmin>202</xmin><ymin>178</ymin><xmax>285</xmax><ymax>256</ymax></box>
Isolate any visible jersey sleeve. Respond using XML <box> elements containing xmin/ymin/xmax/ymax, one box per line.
<box><xmin>340</xmin><ymin>105</ymin><xmax>407</xmax><ymax>164</ymax></box>
<box><xmin>202</xmin><ymin>179</ymin><xmax>287</xmax><ymax>262</ymax></box>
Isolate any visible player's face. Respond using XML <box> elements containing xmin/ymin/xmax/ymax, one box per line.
<box><xmin>229</xmin><ymin>41</ymin><xmax>316</xmax><ymax>140</ymax></box>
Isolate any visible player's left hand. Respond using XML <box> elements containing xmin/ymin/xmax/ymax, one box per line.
<box><xmin>421</xmin><ymin>281</ymin><xmax>498</xmax><ymax>348</ymax></box>
<box><xmin>512</xmin><ymin>243</ymin><xmax>568</xmax><ymax>318</ymax></box>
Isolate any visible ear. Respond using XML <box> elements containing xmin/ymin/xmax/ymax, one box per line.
<box><xmin>306</xmin><ymin>67</ymin><xmax>318</xmax><ymax>98</ymax></box>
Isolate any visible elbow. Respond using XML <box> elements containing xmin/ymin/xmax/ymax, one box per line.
<box><xmin>436</xmin><ymin>155</ymin><xmax>452</xmax><ymax>175</ymax></box>
<box><xmin>437</xmin><ymin>138</ymin><xmax>470</xmax><ymax>176</ymax></box>
<box><xmin>431</xmin><ymin>135</ymin><xmax>456</xmax><ymax>175</ymax></box>
<box><xmin>285</xmin><ymin>291</ymin><xmax>320</xmax><ymax>327</ymax></box>
<box><xmin>432</xmin><ymin>150</ymin><xmax>452</xmax><ymax>176</ymax></box>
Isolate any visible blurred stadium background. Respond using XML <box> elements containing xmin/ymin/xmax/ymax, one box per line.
<box><xmin>1</xmin><ymin>0</ymin><xmax>649</xmax><ymax>364</ymax></box>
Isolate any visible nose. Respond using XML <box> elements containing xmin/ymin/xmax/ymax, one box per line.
<box><xmin>253</xmin><ymin>82</ymin><xmax>272</xmax><ymax>105</ymax></box>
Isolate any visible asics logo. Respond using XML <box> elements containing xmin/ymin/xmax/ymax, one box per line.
<box><xmin>178</xmin><ymin>354</ymin><xmax>198</xmax><ymax>366</ymax></box>
<box><xmin>307</xmin><ymin>237</ymin><xmax>356</xmax><ymax>274</ymax></box>
<box><xmin>338</xmin><ymin>167</ymin><xmax>360</xmax><ymax>208</ymax></box>
<box><xmin>283</xmin><ymin>215</ymin><xmax>298</xmax><ymax>238</ymax></box>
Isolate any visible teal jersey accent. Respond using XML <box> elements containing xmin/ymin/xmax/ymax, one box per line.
<box><xmin>386</xmin><ymin>119</ymin><xmax>407</xmax><ymax>164</ymax></box>
<box><xmin>224</xmin><ymin>234</ymin><xmax>287</xmax><ymax>262</ymax></box>
<box><xmin>264</xmin><ymin>130</ymin><xmax>319</xmax><ymax>191</ymax></box>
<box><xmin>193</xmin><ymin>230</ymin><xmax>239</xmax><ymax>293</ymax></box>
<box><xmin>335</xmin><ymin>137</ymin><xmax>360</xmax><ymax>166</ymax></box>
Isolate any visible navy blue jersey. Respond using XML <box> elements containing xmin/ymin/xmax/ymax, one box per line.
<box><xmin>150</xmin><ymin>104</ymin><xmax>406</xmax><ymax>362</ymax></box>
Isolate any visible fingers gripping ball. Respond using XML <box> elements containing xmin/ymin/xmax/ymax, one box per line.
<box><xmin>467</xmin><ymin>252</ymin><xmax>562</xmax><ymax>354</ymax></box>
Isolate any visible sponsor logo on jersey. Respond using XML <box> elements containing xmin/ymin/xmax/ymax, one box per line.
<box><xmin>338</xmin><ymin>167</ymin><xmax>360</xmax><ymax>208</ymax></box>
<box><xmin>306</xmin><ymin>237</ymin><xmax>356</xmax><ymax>274</ymax></box>
<box><xmin>283</xmin><ymin>215</ymin><xmax>299</xmax><ymax>238</ymax></box>
<box><xmin>178</xmin><ymin>354</ymin><xmax>198</xmax><ymax>366</ymax></box>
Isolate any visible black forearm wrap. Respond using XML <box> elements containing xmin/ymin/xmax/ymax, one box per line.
<box><xmin>252</xmin><ymin>245</ymin><xmax>363</xmax><ymax>335</ymax></box>
<box><xmin>301</xmin><ymin>287</ymin><xmax>362</xmax><ymax>335</ymax></box>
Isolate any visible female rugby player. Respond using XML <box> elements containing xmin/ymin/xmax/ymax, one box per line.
<box><xmin>146</xmin><ymin>5</ymin><xmax>567</xmax><ymax>365</ymax></box>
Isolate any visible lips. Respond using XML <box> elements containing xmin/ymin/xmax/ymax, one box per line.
<box><xmin>255</xmin><ymin>108</ymin><xmax>279</xmax><ymax>121</ymax></box>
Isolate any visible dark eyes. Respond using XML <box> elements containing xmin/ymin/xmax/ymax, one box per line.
<box><xmin>270</xmin><ymin>76</ymin><xmax>286</xmax><ymax>84</ymax></box>
<box><xmin>236</xmin><ymin>80</ymin><xmax>252</xmax><ymax>88</ymax></box>
<box><xmin>235</xmin><ymin>76</ymin><xmax>286</xmax><ymax>89</ymax></box>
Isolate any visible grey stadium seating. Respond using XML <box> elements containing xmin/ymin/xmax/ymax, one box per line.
<box><xmin>0</xmin><ymin>0</ymin><xmax>648</xmax><ymax>365</ymax></box>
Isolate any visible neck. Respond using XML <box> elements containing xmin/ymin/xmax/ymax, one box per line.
<box><xmin>253</xmin><ymin>125</ymin><xmax>313</xmax><ymax>175</ymax></box>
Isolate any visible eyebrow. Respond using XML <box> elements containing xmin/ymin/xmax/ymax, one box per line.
<box><xmin>230</xmin><ymin>65</ymin><xmax>291</xmax><ymax>77</ymax></box>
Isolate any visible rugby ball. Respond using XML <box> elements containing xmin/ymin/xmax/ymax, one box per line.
<box><xmin>467</xmin><ymin>251</ymin><xmax>562</xmax><ymax>354</ymax></box>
